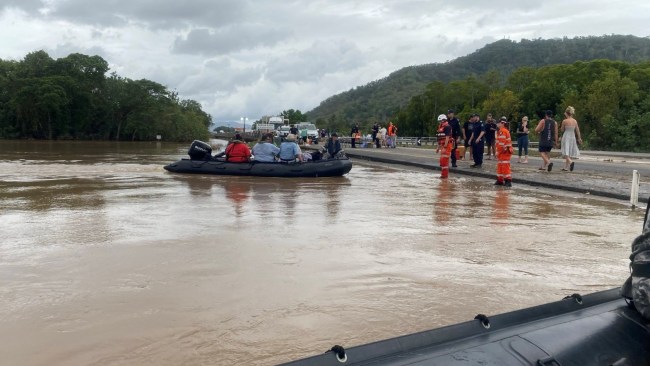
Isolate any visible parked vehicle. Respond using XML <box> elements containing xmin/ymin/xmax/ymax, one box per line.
<box><xmin>276</xmin><ymin>125</ymin><xmax>291</xmax><ymax>139</ymax></box>
<box><xmin>298</xmin><ymin>123</ymin><xmax>319</xmax><ymax>144</ymax></box>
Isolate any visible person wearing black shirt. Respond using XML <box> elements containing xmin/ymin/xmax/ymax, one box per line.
<box><xmin>516</xmin><ymin>116</ymin><xmax>530</xmax><ymax>163</ymax></box>
<box><xmin>447</xmin><ymin>109</ymin><xmax>461</xmax><ymax>167</ymax></box>
<box><xmin>350</xmin><ymin>123</ymin><xmax>360</xmax><ymax>148</ymax></box>
<box><xmin>485</xmin><ymin>114</ymin><xmax>497</xmax><ymax>160</ymax></box>
<box><xmin>325</xmin><ymin>133</ymin><xmax>342</xmax><ymax>158</ymax></box>
<box><xmin>289</xmin><ymin>124</ymin><xmax>299</xmax><ymax>136</ymax></box>
<box><xmin>371</xmin><ymin>123</ymin><xmax>380</xmax><ymax>148</ymax></box>
<box><xmin>467</xmin><ymin>114</ymin><xmax>485</xmax><ymax>168</ymax></box>
<box><xmin>462</xmin><ymin>117</ymin><xmax>474</xmax><ymax>160</ymax></box>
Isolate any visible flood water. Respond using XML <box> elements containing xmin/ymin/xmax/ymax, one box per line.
<box><xmin>0</xmin><ymin>140</ymin><xmax>644</xmax><ymax>366</ymax></box>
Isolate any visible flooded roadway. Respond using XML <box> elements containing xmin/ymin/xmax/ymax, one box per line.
<box><xmin>0</xmin><ymin>140</ymin><xmax>644</xmax><ymax>365</ymax></box>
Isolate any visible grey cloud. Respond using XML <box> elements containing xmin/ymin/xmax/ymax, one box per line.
<box><xmin>48</xmin><ymin>43</ymin><xmax>109</xmax><ymax>61</ymax></box>
<box><xmin>172</xmin><ymin>24</ymin><xmax>291</xmax><ymax>55</ymax></box>
<box><xmin>42</xmin><ymin>0</ymin><xmax>246</xmax><ymax>29</ymax></box>
<box><xmin>0</xmin><ymin>0</ymin><xmax>44</xmax><ymax>13</ymax></box>
<box><xmin>175</xmin><ymin>58</ymin><xmax>262</xmax><ymax>95</ymax></box>
<box><xmin>265</xmin><ymin>39</ymin><xmax>367</xmax><ymax>83</ymax></box>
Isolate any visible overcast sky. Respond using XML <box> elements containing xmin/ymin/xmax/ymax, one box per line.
<box><xmin>1</xmin><ymin>0</ymin><xmax>649</xmax><ymax>124</ymax></box>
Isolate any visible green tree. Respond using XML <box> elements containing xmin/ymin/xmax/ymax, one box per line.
<box><xmin>481</xmin><ymin>89</ymin><xmax>522</xmax><ymax>124</ymax></box>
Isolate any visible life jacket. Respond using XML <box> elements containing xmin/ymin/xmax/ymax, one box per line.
<box><xmin>496</xmin><ymin>127</ymin><xmax>512</xmax><ymax>156</ymax></box>
<box><xmin>437</xmin><ymin>121</ymin><xmax>451</xmax><ymax>148</ymax></box>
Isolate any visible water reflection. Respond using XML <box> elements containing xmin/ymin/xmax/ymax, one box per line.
<box><xmin>222</xmin><ymin>180</ymin><xmax>252</xmax><ymax>218</ymax></box>
<box><xmin>175</xmin><ymin>176</ymin><xmax>218</xmax><ymax>197</ymax></box>
<box><xmin>434</xmin><ymin>179</ymin><xmax>453</xmax><ymax>224</ymax></box>
<box><xmin>492</xmin><ymin>188</ymin><xmax>511</xmax><ymax>225</ymax></box>
<box><xmin>325</xmin><ymin>182</ymin><xmax>342</xmax><ymax>223</ymax></box>
<box><xmin>173</xmin><ymin>175</ymin><xmax>350</xmax><ymax>220</ymax></box>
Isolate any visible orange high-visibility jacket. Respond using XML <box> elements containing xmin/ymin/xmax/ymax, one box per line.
<box><xmin>496</xmin><ymin>127</ymin><xmax>512</xmax><ymax>157</ymax></box>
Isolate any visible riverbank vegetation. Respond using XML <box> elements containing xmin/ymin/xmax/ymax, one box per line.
<box><xmin>309</xmin><ymin>35</ymin><xmax>650</xmax><ymax>151</ymax></box>
<box><xmin>392</xmin><ymin>59</ymin><xmax>650</xmax><ymax>151</ymax></box>
<box><xmin>0</xmin><ymin>51</ymin><xmax>211</xmax><ymax>141</ymax></box>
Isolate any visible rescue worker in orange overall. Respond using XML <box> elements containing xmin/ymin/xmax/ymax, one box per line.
<box><xmin>495</xmin><ymin>116</ymin><xmax>513</xmax><ymax>187</ymax></box>
<box><xmin>435</xmin><ymin>114</ymin><xmax>453</xmax><ymax>179</ymax></box>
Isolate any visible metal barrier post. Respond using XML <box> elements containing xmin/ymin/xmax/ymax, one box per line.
<box><xmin>631</xmin><ymin>170</ymin><xmax>640</xmax><ymax>208</ymax></box>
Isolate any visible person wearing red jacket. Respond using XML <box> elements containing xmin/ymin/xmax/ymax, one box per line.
<box><xmin>495</xmin><ymin>117</ymin><xmax>513</xmax><ymax>187</ymax></box>
<box><xmin>435</xmin><ymin>114</ymin><xmax>452</xmax><ymax>179</ymax></box>
<box><xmin>225</xmin><ymin>133</ymin><xmax>251</xmax><ymax>163</ymax></box>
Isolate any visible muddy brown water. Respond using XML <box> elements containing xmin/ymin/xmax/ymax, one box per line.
<box><xmin>0</xmin><ymin>140</ymin><xmax>644</xmax><ymax>365</ymax></box>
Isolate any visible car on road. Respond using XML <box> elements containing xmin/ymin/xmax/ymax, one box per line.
<box><xmin>298</xmin><ymin>123</ymin><xmax>319</xmax><ymax>144</ymax></box>
<box><xmin>276</xmin><ymin>125</ymin><xmax>291</xmax><ymax>139</ymax></box>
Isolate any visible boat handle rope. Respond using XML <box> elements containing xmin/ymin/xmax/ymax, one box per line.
<box><xmin>474</xmin><ymin>314</ymin><xmax>490</xmax><ymax>329</ymax></box>
<box><xmin>562</xmin><ymin>293</ymin><xmax>583</xmax><ymax>305</ymax></box>
<box><xmin>329</xmin><ymin>345</ymin><xmax>347</xmax><ymax>363</ymax></box>
<box><xmin>537</xmin><ymin>356</ymin><xmax>562</xmax><ymax>365</ymax></box>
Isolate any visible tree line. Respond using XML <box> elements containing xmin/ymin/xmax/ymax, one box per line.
<box><xmin>0</xmin><ymin>51</ymin><xmax>211</xmax><ymax>141</ymax></box>
<box><xmin>392</xmin><ymin>59</ymin><xmax>650</xmax><ymax>151</ymax></box>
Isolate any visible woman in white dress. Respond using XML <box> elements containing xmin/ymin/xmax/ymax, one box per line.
<box><xmin>379</xmin><ymin>126</ymin><xmax>387</xmax><ymax>148</ymax></box>
<box><xmin>560</xmin><ymin>106</ymin><xmax>583</xmax><ymax>172</ymax></box>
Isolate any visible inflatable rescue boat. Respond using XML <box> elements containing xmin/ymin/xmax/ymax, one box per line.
<box><xmin>164</xmin><ymin>140</ymin><xmax>352</xmax><ymax>178</ymax></box>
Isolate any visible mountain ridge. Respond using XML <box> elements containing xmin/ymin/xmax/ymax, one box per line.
<box><xmin>307</xmin><ymin>35</ymin><xmax>650</xmax><ymax>123</ymax></box>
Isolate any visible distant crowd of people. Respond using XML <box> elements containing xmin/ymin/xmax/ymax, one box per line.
<box><xmin>435</xmin><ymin>106</ymin><xmax>583</xmax><ymax>185</ymax></box>
<box><xmin>347</xmin><ymin>121</ymin><xmax>398</xmax><ymax>149</ymax></box>
<box><xmin>219</xmin><ymin>106</ymin><xmax>583</xmax><ymax>179</ymax></box>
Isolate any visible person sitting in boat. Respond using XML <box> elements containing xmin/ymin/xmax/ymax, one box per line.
<box><xmin>224</xmin><ymin>133</ymin><xmax>251</xmax><ymax>163</ymax></box>
<box><xmin>279</xmin><ymin>134</ymin><xmax>303</xmax><ymax>162</ymax></box>
<box><xmin>252</xmin><ymin>133</ymin><xmax>280</xmax><ymax>162</ymax></box>
<box><xmin>324</xmin><ymin>132</ymin><xmax>342</xmax><ymax>158</ymax></box>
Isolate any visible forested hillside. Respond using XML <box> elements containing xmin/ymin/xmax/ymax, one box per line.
<box><xmin>393</xmin><ymin>59</ymin><xmax>650</xmax><ymax>151</ymax></box>
<box><xmin>0</xmin><ymin>51</ymin><xmax>211</xmax><ymax>141</ymax></box>
<box><xmin>309</xmin><ymin>35</ymin><xmax>650</xmax><ymax>130</ymax></box>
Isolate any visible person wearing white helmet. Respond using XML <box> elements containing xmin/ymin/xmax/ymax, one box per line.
<box><xmin>435</xmin><ymin>113</ymin><xmax>452</xmax><ymax>178</ymax></box>
<box><xmin>495</xmin><ymin>117</ymin><xmax>513</xmax><ymax>187</ymax></box>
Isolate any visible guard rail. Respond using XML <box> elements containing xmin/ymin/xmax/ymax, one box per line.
<box><xmin>337</xmin><ymin>136</ymin><xmax>538</xmax><ymax>148</ymax></box>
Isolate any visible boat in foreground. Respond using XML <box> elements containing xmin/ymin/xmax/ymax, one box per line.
<box><xmin>279</xmin><ymin>288</ymin><xmax>650</xmax><ymax>365</ymax></box>
<box><xmin>164</xmin><ymin>157</ymin><xmax>352</xmax><ymax>177</ymax></box>
<box><xmin>281</xmin><ymin>204</ymin><xmax>650</xmax><ymax>366</ymax></box>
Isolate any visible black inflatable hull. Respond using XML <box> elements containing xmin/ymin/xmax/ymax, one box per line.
<box><xmin>280</xmin><ymin>288</ymin><xmax>650</xmax><ymax>365</ymax></box>
<box><xmin>164</xmin><ymin>158</ymin><xmax>352</xmax><ymax>177</ymax></box>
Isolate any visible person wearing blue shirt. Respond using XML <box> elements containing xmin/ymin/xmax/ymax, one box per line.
<box><xmin>252</xmin><ymin>133</ymin><xmax>280</xmax><ymax>162</ymax></box>
<box><xmin>279</xmin><ymin>134</ymin><xmax>303</xmax><ymax>162</ymax></box>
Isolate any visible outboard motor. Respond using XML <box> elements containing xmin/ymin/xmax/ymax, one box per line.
<box><xmin>622</xmin><ymin>200</ymin><xmax>650</xmax><ymax>318</ymax></box>
<box><xmin>188</xmin><ymin>140</ymin><xmax>213</xmax><ymax>160</ymax></box>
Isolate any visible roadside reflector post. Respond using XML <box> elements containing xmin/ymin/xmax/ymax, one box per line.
<box><xmin>631</xmin><ymin>170</ymin><xmax>640</xmax><ymax>208</ymax></box>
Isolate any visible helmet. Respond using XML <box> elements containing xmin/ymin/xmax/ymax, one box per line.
<box><xmin>437</xmin><ymin>114</ymin><xmax>448</xmax><ymax>121</ymax></box>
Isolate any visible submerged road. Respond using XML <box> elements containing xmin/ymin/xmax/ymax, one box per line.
<box><xmin>0</xmin><ymin>140</ymin><xmax>646</xmax><ymax>365</ymax></box>
<box><xmin>315</xmin><ymin>144</ymin><xmax>650</xmax><ymax>203</ymax></box>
